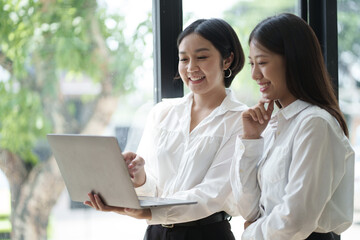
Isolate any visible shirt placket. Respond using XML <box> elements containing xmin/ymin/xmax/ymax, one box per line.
<box><xmin>257</xmin><ymin>115</ymin><xmax>279</xmax><ymax>214</ymax></box>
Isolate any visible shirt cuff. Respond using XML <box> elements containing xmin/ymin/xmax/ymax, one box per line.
<box><xmin>146</xmin><ymin>206</ymin><xmax>169</xmax><ymax>225</ymax></box>
<box><xmin>236</xmin><ymin>135</ymin><xmax>264</xmax><ymax>159</ymax></box>
<box><xmin>135</xmin><ymin>174</ymin><xmax>156</xmax><ymax>196</ymax></box>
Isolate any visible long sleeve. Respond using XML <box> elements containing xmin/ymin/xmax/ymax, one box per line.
<box><xmin>133</xmin><ymin>90</ymin><xmax>248</xmax><ymax>224</ymax></box>
<box><xmin>230</xmin><ymin>137</ymin><xmax>264</xmax><ymax>221</ymax></box>
<box><xmin>241</xmin><ymin>116</ymin><xmax>354</xmax><ymax>240</ymax></box>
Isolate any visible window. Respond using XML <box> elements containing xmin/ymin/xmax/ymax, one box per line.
<box><xmin>1</xmin><ymin>0</ymin><xmax>359</xmax><ymax>239</ymax></box>
<box><xmin>0</xmin><ymin>0</ymin><xmax>152</xmax><ymax>239</ymax></box>
<box><xmin>338</xmin><ymin>0</ymin><xmax>360</xmax><ymax>238</ymax></box>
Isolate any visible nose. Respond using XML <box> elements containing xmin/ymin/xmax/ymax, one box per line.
<box><xmin>251</xmin><ymin>64</ymin><xmax>263</xmax><ymax>81</ymax></box>
<box><xmin>187</xmin><ymin>59</ymin><xmax>198</xmax><ymax>72</ymax></box>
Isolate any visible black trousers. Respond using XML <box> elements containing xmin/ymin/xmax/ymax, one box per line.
<box><xmin>143</xmin><ymin>220</ymin><xmax>235</xmax><ymax>240</ymax></box>
<box><xmin>305</xmin><ymin>232</ymin><xmax>340</xmax><ymax>240</ymax></box>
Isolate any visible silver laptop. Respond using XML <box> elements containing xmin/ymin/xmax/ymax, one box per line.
<box><xmin>47</xmin><ymin>134</ymin><xmax>197</xmax><ymax>209</ymax></box>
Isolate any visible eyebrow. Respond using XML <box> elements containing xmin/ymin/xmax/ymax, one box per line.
<box><xmin>248</xmin><ymin>54</ymin><xmax>269</xmax><ymax>59</ymax></box>
<box><xmin>179</xmin><ymin>48</ymin><xmax>210</xmax><ymax>54</ymax></box>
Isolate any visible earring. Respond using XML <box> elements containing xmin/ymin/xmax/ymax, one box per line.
<box><xmin>224</xmin><ymin>68</ymin><xmax>232</xmax><ymax>78</ymax></box>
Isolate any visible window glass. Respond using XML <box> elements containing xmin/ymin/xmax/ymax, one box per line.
<box><xmin>2</xmin><ymin>0</ymin><xmax>359</xmax><ymax>239</ymax></box>
<box><xmin>338</xmin><ymin>0</ymin><xmax>360</xmax><ymax>238</ymax></box>
<box><xmin>0</xmin><ymin>0</ymin><xmax>151</xmax><ymax>239</ymax></box>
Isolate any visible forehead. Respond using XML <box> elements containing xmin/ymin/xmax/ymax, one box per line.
<box><xmin>178</xmin><ymin>33</ymin><xmax>215</xmax><ymax>53</ymax></box>
<box><xmin>249</xmin><ymin>41</ymin><xmax>274</xmax><ymax>57</ymax></box>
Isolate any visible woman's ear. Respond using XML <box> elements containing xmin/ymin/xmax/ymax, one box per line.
<box><xmin>223</xmin><ymin>52</ymin><xmax>234</xmax><ymax>70</ymax></box>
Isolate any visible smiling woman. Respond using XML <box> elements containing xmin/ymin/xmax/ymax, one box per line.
<box><xmin>248</xmin><ymin>41</ymin><xmax>295</xmax><ymax>108</ymax></box>
<box><xmin>178</xmin><ymin>34</ymin><xmax>229</xmax><ymax>105</ymax></box>
<box><xmin>84</xmin><ymin>18</ymin><xmax>248</xmax><ymax>240</ymax></box>
<box><xmin>231</xmin><ymin>13</ymin><xmax>354</xmax><ymax>240</ymax></box>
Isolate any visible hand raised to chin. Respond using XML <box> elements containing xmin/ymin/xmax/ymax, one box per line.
<box><xmin>242</xmin><ymin>99</ymin><xmax>274</xmax><ymax>139</ymax></box>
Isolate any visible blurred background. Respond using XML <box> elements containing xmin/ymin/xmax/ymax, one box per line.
<box><xmin>0</xmin><ymin>0</ymin><xmax>359</xmax><ymax>239</ymax></box>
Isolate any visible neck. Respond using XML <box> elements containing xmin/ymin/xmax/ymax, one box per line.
<box><xmin>278</xmin><ymin>96</ymin><xmax>297</xmax><ymax>108</ymax></box>
<box><xmin>192</xmin><ymin>88</ymin><xmax>227</xmax><ymax>110</ymax></box>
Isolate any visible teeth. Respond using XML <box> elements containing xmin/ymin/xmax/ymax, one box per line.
<box><xmin>189</xmin><ymin>76</ymin><xmax>205</xmax><ymax>81</ymax></box>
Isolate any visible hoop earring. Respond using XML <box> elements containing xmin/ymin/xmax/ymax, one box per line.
<box><xmin>224</xmin><ymin>68</ymin><xmax>232</xmax><ymax>78</ymax></box>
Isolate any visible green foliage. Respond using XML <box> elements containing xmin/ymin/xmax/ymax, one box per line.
<box><xmin>0</xmin><ymin>0</ymin><xmax>148</xmax><ymax>163</ymax></box>
<box><xmin>0</xmin><ymin>82</ymin><xmax>50</xmax><ymax>164</ymax></box>
<box><xmin>0</xmin><ymin>0</ymin><xmax>38</xmax><ymax>78</ymax></box>
<box><xmin>338</xmin><ymin>0</ymin><xmax>360</xmax><ymax>75</ymax></box>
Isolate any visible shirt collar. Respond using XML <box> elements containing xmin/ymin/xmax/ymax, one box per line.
<box><xmin>219</xmin><ymin>88</ymin><xmax>248</xmax><ymax>112</ymax></box>
<box><xmin>278</xmin><ymin>99</ymin><xmax>311</xmax><ymax>120</ymax></box>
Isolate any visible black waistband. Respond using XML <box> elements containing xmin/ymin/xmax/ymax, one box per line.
<box><xmin>305</xmin><ymin>232</ymin><xmax>340</xmax><ymax>240</ymax></box>
<box><xmin>161</xmin><ymin>211</ymin><xmax>231</xmax><ymax>228</ymax></box>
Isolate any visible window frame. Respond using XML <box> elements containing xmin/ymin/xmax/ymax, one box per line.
<box><xmin>153</xmin><ymin>0</ymin><xmax>339</xmax><ymax>101</ymax></box>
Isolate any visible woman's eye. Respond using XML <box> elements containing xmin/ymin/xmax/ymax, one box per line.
<box><xmin>179</xmin><ymin>58</ymin><xmax>188</xmax><ymax>62</ymax></box>
<box><xmin>198</xmin><ymin>56</ymin><xmax>208</xmax><ymax>60</ymax></box>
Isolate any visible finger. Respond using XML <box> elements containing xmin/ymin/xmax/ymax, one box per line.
<box><xmin>83</xmin><ymin>201</ymin><xmax>94</xmax><ymax>208</ymax></box>
<box><xmin>247</xmin><ymin>109</ymin><xmax>259</xmax><ymax>122</ymax></box>
<box><xmin>129</xmin><ymin>158</ymin><xmax>145</xmax><ymax>169</ymax></box>
<box><xmin>253</xmin><ymin>107</ymin><xmax>265</xmax><ymax>124</ymax></box>
<box><xmin>257</xmin><ymin>103</ymin><xmax>269</xmax><ymax>121</ymax></box>
<box><xmin>88</xmin><ymin>193</ymin><xmax>100</xmax><ymax>210</ymax></box>
<box><xmin>123</xmin><ymin>151</ymin><xmax>137</xmax><ymax>161</ymax></box>
<box><xmin>94</xmin><ymin>194</ymin><xmax>106</xmax><ymax>211</ymax></box>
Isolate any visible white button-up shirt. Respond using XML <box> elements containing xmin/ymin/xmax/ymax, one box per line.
<box><xmin>135</xmin><ymin>89</ymin><xmax>247</xmax><ymax>225</ymax></box>
<box><xmin>230</xmin><ymin>100</ymin><xmax>354</xmax><ymax>240</ymax></box>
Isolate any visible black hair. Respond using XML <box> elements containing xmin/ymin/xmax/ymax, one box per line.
<box><xmin>177</xmin><ymin>18</ymin><xmax>245</xmax><ymax>88</ymax></box>
<box><xmin>249</xmin><ymin>13</ymin><xmax>348</xmax><ymax>136</ymax></box>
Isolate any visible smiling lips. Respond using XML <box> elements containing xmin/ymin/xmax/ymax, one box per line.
<box><xmin>188</xmin><ymin>75</ymin><xmax>205</xmax><ymax>83</ymax></box>
<box><xmin>258</xmin><ymin>82</ymin><xmax>271</xmax><ymax>92</ymax></box>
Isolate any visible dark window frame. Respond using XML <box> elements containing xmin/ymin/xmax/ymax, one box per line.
<box><xmin>301</xmin><ymin>0</ymin><xmax>339</xmax><ymax>99</ymax></box>
<box><xmin>152</xmin><ymin>0</ymin><xmax>183</xmax><ymax>103</ymax></box>
<box><xmin>153</xmin><ymin>0</ymin><xmax>339</xmax><ymax>101</ymax></box>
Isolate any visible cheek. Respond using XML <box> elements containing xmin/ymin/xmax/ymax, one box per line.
<box><xmin>178</xmin><ymin>65</ymin><xmax>186</xmax><ymax>79</ymax></box>
<box><xmin>178</xmin><ymin>70</ymin><xmax>189</xmax><ymax>85</ymax></box>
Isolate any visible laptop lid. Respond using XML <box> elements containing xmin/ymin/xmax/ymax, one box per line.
<box><xmin>47</xmin><ymin>134</ymin><xmax>197</xmax><ymax>209</ymax></box>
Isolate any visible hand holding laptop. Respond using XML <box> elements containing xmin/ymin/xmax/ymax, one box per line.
<box><xmin>84</xmin><ymin>150</ymin><xmax>152</xmax><ymax>220</ymax></box>
<box><xmin>47</xmin><ymin>134</ymin><xmax>196</xmax><ymax>210</ymax></box>
<box><xmin>84</xmin><ymin>192</ymin><xmax>152</xmax><ymax>220</ymax></box>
